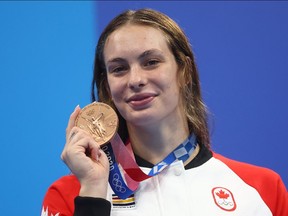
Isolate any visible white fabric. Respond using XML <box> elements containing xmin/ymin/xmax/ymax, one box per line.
<box><xmin>107</xmin><ymin>158</ymin><xmax>272</xmax><ymax>216</ymax></box>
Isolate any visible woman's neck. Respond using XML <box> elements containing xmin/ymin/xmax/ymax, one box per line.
<box><xmin>127</xmin><ymin>120</ymin><xmax>189</xmax><ymax>165</ymax></box>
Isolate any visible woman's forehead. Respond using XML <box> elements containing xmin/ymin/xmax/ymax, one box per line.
<box><xmin>103</xmin><ymin>24</ymin><xmax>171</xmax><ymax>61</ymax></box>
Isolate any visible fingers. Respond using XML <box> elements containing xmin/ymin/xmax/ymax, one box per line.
<box><xmin>71</xmin><ymin>131</ymin><xmax>99</xmax><ymax>151</ymax></box>
<box><xmin>62</xmin><ymin>127</ymin><xmax>101</xmax><ymax>161</ymax></box>
<box><xmin>64</xmin><ymin>105</ymin><xmax>102</xmax><ymax>162</ymax></box>
<box><xmin>66</xmin><ymin>105</ymin><xmax>81</xmax><ymax>140</ymax></box>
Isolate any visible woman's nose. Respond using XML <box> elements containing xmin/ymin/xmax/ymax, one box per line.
<box><xmin>128</xmin><ymin>66</ymin><xmax>146</xmax><ymax>89</ymax></box>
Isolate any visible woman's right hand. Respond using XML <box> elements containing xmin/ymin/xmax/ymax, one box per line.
<box><xmin>61</xmin><ymin>105</ymin><xmax>110</xmax><ymax>198</ymax></box>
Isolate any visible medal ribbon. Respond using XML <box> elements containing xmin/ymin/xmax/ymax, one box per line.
<box><xmin>102</xmin><ymin>133</ymin><xmax>197</xmax><ymax>199</ymax></box>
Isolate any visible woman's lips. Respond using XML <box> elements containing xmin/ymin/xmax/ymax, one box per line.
<box><xmin>127</xmin><ymin>94</ymin><xmax>156</xmax><ymax>108</ymax></box>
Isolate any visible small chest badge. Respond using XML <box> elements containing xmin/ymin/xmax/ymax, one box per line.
<box><xmin>212</xmin><ymin>187</ymin><xmax>236</xmax><ymax>211</ymax></box>
<box><xmin>112</xmin><ymin>194</ymin><xmax>136</xmax><ymax>209</ymax></box>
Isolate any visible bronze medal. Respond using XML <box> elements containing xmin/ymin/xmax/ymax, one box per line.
<box><xmin>75</xmin><ymin>102</ymin><xmax>119</xmax><ymax>146</ymax></box>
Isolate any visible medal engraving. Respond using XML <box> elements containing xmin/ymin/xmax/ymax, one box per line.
<box><xmin>75</xmin><ymin>102</ymin><xmax>118</xmax><ymax>146</ymax></box>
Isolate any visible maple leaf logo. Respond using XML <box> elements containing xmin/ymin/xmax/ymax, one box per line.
<box><xmin>216</xmin><ymin>189</ymin><xmax>230</xmax><ymax>199</ymax></box>
<box><xmin>212</xmin><ymin>187</ymin><xmax>236</xmax><ymax>211</ymax></box>
<box><xmin>41</xmin><ymin>206</ymin><xmax>60</xmax><ymax>216</ymax></box>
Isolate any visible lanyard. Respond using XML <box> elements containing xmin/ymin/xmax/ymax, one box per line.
<box><xmin>101</xmin><ymin>133</ymin><xmax>197</xmax><ymax>199</ymax></box>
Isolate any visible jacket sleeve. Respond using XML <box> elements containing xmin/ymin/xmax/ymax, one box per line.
<box><xmin>272</xmin><ymin>175</ymin><xmax>288</xmax><ymax>216</ymax></box>
<box><xmin>41</xmin><ymin>184</ymin><xmax>73</xmax><ymax>216</ymax></box>
<box><xmin>74</xmin><ymin>197</ymin><xmax>111</xmax><ymax>216</ymax></box>
<box><xmin>41</xmin><ymin>175</ymin><xmax>112</xmax><ymax>216</ymax></box>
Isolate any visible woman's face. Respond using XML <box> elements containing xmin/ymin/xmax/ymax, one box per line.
<box><xmin>103</xmin><ymin>24</ymin><xmax>184</xmax><ymax>127</ymax></box>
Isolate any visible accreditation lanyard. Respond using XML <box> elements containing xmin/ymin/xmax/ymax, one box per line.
<box><xmin>101</xmin><ymin>133</ymin><xmax>197</xmax><ymax>199</ymax></box>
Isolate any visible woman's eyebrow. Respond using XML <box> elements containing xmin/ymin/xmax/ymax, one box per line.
<box><xmin>107</xmin><ymin>57</ymin><xmax>126</xmax><ymax>64</ymax></box>
<box><xmin>138</xmin><ymin>49</ymin><xmax>162</xmax><ymax>60</ymax></box>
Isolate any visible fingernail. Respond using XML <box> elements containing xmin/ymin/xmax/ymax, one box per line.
<box><xmin>74</xmin><ymin>105</ymin><xmax>80</xmax><ymax>112</ymax></box>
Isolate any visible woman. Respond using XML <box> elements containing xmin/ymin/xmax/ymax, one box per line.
<box><xmin>41</xmin><ymin>8</ymin><xmax>287</xmax><ymax>216</ymax></box>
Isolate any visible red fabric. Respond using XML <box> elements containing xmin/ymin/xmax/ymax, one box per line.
<box><xmin>213</xmin><ymin>152</ymin><xmax>288</xmax><ymax>216</ymax></box>
<box><xmin>42</xmin><ymin>175</ymin><xmax>80</xmax><ymax>216</ymax></box>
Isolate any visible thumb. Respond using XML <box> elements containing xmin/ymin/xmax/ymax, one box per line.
<box><xmin>66</xmin><ymin>105</ymin><xmax>81</xmax><ymax>140</ymax></box>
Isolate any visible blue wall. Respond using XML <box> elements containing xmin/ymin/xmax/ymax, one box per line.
<box><xmin>0</xmin><ymin>2</ymin><xmax>287</xmax><ymax>215</ymax></box>
<box><xmin>0</xmin><ymin>2</ymin><xmax>95</xmax><ymax>215</ymax></box>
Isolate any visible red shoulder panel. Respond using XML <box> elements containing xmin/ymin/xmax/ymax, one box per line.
<box><xmin>41</xmin><ymin>175</ymin><xmax>80</xmax><ymax>216</ymax></box>
<box><xmin>213</xmin><ymin>152</ymin><xmax>288</xmax><ymax>216</ymax></box>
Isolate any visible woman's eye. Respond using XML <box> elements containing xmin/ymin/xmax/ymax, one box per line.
<box><xmin>110</xmin><ymin>66</ymin><xmax>125</xmax><ymax>74</ymax></box>
<box><xmin>145</xmin><ymin>59</ymin><xmax>159</xmax><ymax>67</ymax></box>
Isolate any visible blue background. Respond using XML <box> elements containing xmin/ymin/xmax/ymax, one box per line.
<box><xmin>0</xmin><ymin>1</ymin><xmax>287</xmax><ymax>215</ymax></box>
